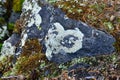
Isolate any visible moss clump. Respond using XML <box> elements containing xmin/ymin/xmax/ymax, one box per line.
<box><xmin>13</xmin><ymin>52</ymin><xmax>45</xmax><ymax>77</ymax></box>
<box><xmin>8</xmin><ymin>23</ymin><xmax>14</xmax><ymax>31</ymax></box>
<box><xmin>21</xmin><ymin>39</ymin><xmax>43</xmax><ymax>56</ymax></box>
<box><xmin>90</xmin><ymin>3</ymin><xmax>106</xmax><ymax>13</ymax></box>
<box><xmin>112</xmin><ymin>32</ymin><xmax>120</xmax><ymax>53</ymax></box>
<box><xmin>13</xmin><ymin>18</ymin><xmax>26</xmax><ymax>34</ymax></box>
<box><xmin>12</xmin><ymin>0</ymin><xmax>24</xmax><ymax>12</ymax></box>
<box><xmin>0</xmin><ymin>17</ymin><xmax>5</xmax><ymax>25</ymax></box>
<box><xmin>0</xmin><ymin>55</ymin><xmax>14</xmax><ymax>77</ymax></box>
<box><xmin>2</xmin><ymin>39</ymin><xmax>60</xmax><ymax>79</ymax></box>
<box><xmin>1</xmin><ymin>39</ymin><xmax>45</xmax><ymax>79</ymax></box>
<box><xmin>11</xmin><ymin>39</ymin><xmax>45</xmax><ymax>75</ymax></box>
<box><xmin>54</xmin><ymin>0</ymin><xmax>86</xmax><ymax>21</ymax></box>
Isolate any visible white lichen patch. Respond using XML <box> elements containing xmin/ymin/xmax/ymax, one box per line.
<box><xmin>22</xmin><ymin>0</ymin><xmax>42</xmax><ymax>28</ymax></box>
<box><xmin>27</xmin><ymin>18</ymin><xmax>34</xmax><ymax>27</ymax></box>
<box><xmin>21</xmin><ymin>33</ymin><xmax>28</xmax><ymax>47</ymax></box>
<box><xmin>1</xmin><ymin>41</ymin><xmax>15</xmax><ymax>56</ymax></box>
<box><xmin>34</xmin><ymin>14</ymin><xmax>42</xmax><ymax>27</ymax></box>
<box><xmin>0</xmin><ymin>26</ymin><xmax>8</xmax><ymax>39</ymax></box>
<box><xmin>64</xmin><ymin>15</ymin><xmax>69</xmax><ymax>20</ymax></box>
<box><xmin>45</xmin><ymin>22</ymin><xmax>84</xmax><ymax>60</ymax></box>
<box><xmin>81</xmin><ymin>22</ymin><xmax>88</xmax><ymax>27</ymax></box>
<box><xmin>22</xmin><ymin>0</ymin><xmax>32</xmax><ymax>12</ymax></box>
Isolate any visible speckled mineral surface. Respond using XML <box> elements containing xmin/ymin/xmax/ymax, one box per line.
<box><xmin>0</xmin><ymin>0</ymin><xmax>115</xmax><ymax>63</ymax></box>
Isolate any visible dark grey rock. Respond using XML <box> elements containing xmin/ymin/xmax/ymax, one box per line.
<box><xmin>0</xmin><ymin>0</ymin><xmax>115</xmax><ymax>64</ymax></box>
<box><xmin>6</xmin><ymin>33</ymin><xmax>20</xmax><ymax>46</ymax></box>
<box><xmin>39</xmin><ymin>5</ymin><xmax>115</xmax><ymax>63</ymax></box>
<box><xmin>0</xmin><ymin>6</ymin><xmax>6</xmax><ymax>17</ymax></box>
<box><xmin>9</xmin><ymin>12</ymin><xmax>21</xmax><ymax>23</ymax></box>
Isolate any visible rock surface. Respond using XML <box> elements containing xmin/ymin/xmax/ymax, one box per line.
<box><xmin>0</xmin><ymin>0</ymin><xmax>115</xmax><ymax>63</ymax></box>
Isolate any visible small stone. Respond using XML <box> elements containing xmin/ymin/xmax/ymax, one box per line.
<box><xmin>110</xmin><ymin>15</ymin><xmax>115</xmax><ymax>21</ymax></box>
<box><xmin>17</xmin><ymin>75</ymin><xmax>25</xmax><ymax>80</ymax></box>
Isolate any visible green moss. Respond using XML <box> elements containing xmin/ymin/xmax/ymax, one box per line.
<box><xmin>0</xmin><ymin>55</ymin><xmax>14</xmax><ymax>77</ymax></box>
<box><xmin>117</xmin><ymin>17</ymin><xmax>120</xmax><ymax>23</ymax></box>
<box><xmin>0</xmin><ymin>17</ymin><xmax>5</xmax><ymax>25</ymax></box>
<box><xmin>8</xmin><ymin>39</ymin><xmax>62</xmax><ymax>79</ymax></box>
<box><xmin>114</xmin><ymin>35</ymin><xmax>120</xmax><ymax>53</ymax></box>
<box><xmin>13</xmin><ymin>52</ymin><xmax>45</xmax><ymax>76</ymax></box>
<box><xmin>13</xmin><ymin>0</ymin><xmax>24</xmax><ymax>12</ymax></box>
<box><xmin>104</xmin><ymin>21</ymin><xmax>114</xmax><ymax>31</ymax></box>
<box><xmin>3</xmin><ymin>70</ymin><xmax>12</xmax><ymax>77</ymax></box>
<box><xmin>0</xmin><ymin>43</ymin><xmax>3</xmax><ymax>51</ymax></box>
<box><xmin>90</xmin><ymin>3</ymin><xmax>106</xmax><ymax>13</ymax></box>
<box><xmin>8</xmin><ymin>23</ymin><xmax>14</xmax><ymax>31</ymax></box>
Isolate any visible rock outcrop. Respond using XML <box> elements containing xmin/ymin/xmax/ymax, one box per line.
<box><xmin>1</xmin><ymin>0</ymin><xmax>115</xmax><ymax>64</ymax></box>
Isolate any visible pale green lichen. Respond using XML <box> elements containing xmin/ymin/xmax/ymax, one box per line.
<box><xmin>37</xmin><ymin>26</ymin><xmax>42</xmax><ymax>30</ymax></box>
<box><xmin>45</xmin><ymin>22</ymin><xmax>84</xmax><ymax>60</ymax></box>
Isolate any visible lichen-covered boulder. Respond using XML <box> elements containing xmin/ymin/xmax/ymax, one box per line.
<box><xmin>0</xmin><ymin>0</ymin><xmax>115</xmax><ymax>64</ymax></box>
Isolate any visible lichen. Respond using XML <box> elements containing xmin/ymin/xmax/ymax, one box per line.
<box><xmin>0</xmin><ymin>26</ymin><xmax>8</xmax><ymax>40</ymax></box>
<box><xmin>45</xmin><ymin>22</ymin><xmax>84</xmax><ymax>60</ymax></box>
<box><xmin>1</xmin><ymin>41</ymin><xmax>15</xmax><ymax>56</ymax></box>
<box><xmin>22</xmin><ymin>0</ymin><xmax>42</xmax><ymax>28</ymax></box>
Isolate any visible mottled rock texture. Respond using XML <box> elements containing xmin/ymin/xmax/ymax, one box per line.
<box><xmin>0</xmin><ymin>0</ymin><xmax>115</xmax><ymax>63</ymax></box>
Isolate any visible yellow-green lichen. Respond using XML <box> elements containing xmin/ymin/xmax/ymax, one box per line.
<box><xmin>37</xmin><ymin>26</ymin><xmax>42</xmax><ymax>30</ymax></box>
